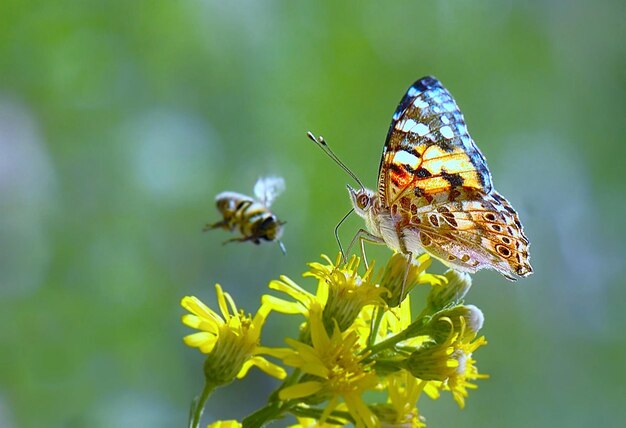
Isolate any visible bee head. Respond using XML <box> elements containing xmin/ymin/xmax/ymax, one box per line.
<box><xmin>347</xmin><ymin>185</ymin><xmax>375</xmax><ymax>218</ymax></box>
<box><xmin>257</xmin><ymin>215</ymin><xmax>285</xmax><ymax>241</ymax></box>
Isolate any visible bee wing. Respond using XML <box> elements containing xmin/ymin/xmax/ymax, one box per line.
<box><xmin>253</xmin><ymin>176</ymin><xmax>285</xmax><ymax>207</ymax></box>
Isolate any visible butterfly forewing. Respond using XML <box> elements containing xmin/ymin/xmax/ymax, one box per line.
<box><xmin>378</xmin><ymin>77</ymin><xmax>493</xmax><ymax>207</ymax></box>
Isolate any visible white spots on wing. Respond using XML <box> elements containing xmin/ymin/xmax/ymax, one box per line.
<box><xmin>413</xmin><ymin>97</ymin><xmax>429</xmax><ymax>109</ymax></box>
<box><xmin>440</xmin><ymin>125</ymin><xmax>454</xmax><ymax>139</ymax></box>
<box><xmin>396</xmin><ymin>120</ymin><xmax>431</xmax><ymax>137</ymax></box>
<box><xmin>392</xmin><ymin>111</ymin><xmax>402</xmax><ymax>121</ymax></box>
<box><xmin>443</xmin><ymin>102</ymin><xmax>457</xmax><ymax>112</ymax></box>
<box><xmin>396</xmin><ymin>118</ymin><xmax>417</xmax><ymax>132</ymax></box>
<box><xmin>441</xmin><ymin>116</ymin><xmax>450</xmax><ymax>125</ymax></box>
<box><xmin>407</xmin><ymin>86</ymin><xmax>420</xmax><ymax>97</ymax></box>
<box><xmin>433</xmin><ymin>106</ymin><xmax>442</xmax><ymax>113</ymax></box>
<box><xmin>457</xmin><ymin>123</ymin><xmax>468</xmax><ymax>135</ymax></box>
<box><xmin>393</xmin><ymin>150</ymin><xmax>420</xmax><ymax>169</ymax></box>
<box><xmin>415</xmin><ymin>123</ymin><xmax>430</xmax><ymax>136</ymax></box>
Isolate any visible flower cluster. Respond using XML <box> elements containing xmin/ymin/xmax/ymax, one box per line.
<box><xmin>181</xmin><ymin>253</ymin><xmax>489</xmax><ymax>427</ymax></box>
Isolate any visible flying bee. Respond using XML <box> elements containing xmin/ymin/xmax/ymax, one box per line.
<box><xmin>204</xmin><ymin>176</ymin><xmax>287</xmax><ymax>254</ymax></box>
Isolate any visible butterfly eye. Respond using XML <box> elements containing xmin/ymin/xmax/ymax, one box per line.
<box><xmin>357</xmin><ymin>194</ymin><xmax>370</xmax><ymax>209</ymax></box>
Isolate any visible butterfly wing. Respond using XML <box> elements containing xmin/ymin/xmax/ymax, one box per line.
<box><xmin>399</xmin><ymin>189</ymin><xmax>532</xmax><ymax>279</ymax></box>
<box><xmin>378</xmin><ymin>76</ymin><xmax>492</xmax><ymax>207</ymax></box>
<box><xmin>253</xmin><ymin>176</ymin><xmax>285</xmax><ymax>208</ymax></box>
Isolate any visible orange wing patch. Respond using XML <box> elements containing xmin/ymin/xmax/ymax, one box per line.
<box><xmin>378</xmin><ymin>77</ymin><xmax>493</xmax><ymax>207</ymax></box>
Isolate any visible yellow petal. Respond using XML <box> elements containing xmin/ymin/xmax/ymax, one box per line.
<box><xmin>261</xmin><ymin>295</ymin><xmax>304</xmax><ymax>315</ymax></box>
<box><xmin>215</xmin><ymin>284</ymin><xmax>233</xmax><ymax>321</ymax></box>
<box><xmin>279</xmin><ymin>381</ymin><xmax>323</xmax><ymax>400</ymax></box>
<box><xmin>268</xmin><ymin>276</ymin><xmax>311</xmax><ymax>303</ymax></box>
<box><xmin>237</xmin><ymin>356</ymin><xmax>286</xmax><ymax>380</ymax></box>
<box><xmin>183</xmin><ymin>332</ymin><xmax>216</xmax><ymax>350</ymax></box>
<box><xmin>181</xmin><ymin>296</ymin><xmax>222</xmax><ymax>324</ymax></box>
<box><xmin>255</xmin><ymin>346</ymin><xmax>293</xmax><ymax>359</ymax></box>
<box><xmin>206</xmin><ymin>420</ymin><xmax>242</xmax><ymax>428</ymax></box>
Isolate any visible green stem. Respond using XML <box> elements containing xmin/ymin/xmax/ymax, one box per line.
<box><xmin>291</xmin><ymin>405</ymin><xmax>354</xmax><ymax>425</ymax></box>
<box><xmin>365</xmin><ymin>314</ymin><xmax>430</xmax><ymax>356</ymax></box>
<box><xmin>242</xmin><ymin>400</ymin><xmax>295</xmax><ymax>428</ymax></box>
<box><xmin>367</xmin><ymin>307</ymin><xmax>384</xmax><ymax>347</ymax></box>
<box><xmin>243</xmin><ymin>369</ymin><xmax>302</xmax><ymax>428</ymax></box>
<box><xmin>189</xmin><ymin>382</ymin><xmax>216</xmax><ymax>428</ymax></box>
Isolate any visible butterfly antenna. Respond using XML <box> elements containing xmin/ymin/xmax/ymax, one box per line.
<box><xmin>306</xmin><ymin>131</ymin><xmax>365</xmax><ymax>190</ymax></box>
<box><xmin>334</xmin><ymin>208</ymin><xmax>354</xmax><ymax>263</ymax></box>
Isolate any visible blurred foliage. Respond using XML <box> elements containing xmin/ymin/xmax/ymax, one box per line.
<box><xmin>0</xmin><ymin>0</ymin><xmax>624</xmax><ymax>427</ymax></box>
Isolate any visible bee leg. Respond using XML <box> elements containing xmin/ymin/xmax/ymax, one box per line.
<box><xmin>203</xmin><ymin>220</ymin><xmax>228</xmax><ymax>232</ymax></box>
<box><xmin>346</xmin><ymin>229</ymin><xmax>384</xmax><ymax>269</ymax></box>
<box><xmin>222</xmin><ymin>236</ymin><xmax>253</xmax><ymax>245</ymax></box>
<box><xmin>278</xmin><ymin>240</ymin><xmax>287</xmax><ymax>255</ymax></box>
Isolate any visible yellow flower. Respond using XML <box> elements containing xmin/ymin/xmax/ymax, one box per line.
<box><xmin>403</xmin><ymin>317</ymin><xmax>488</xmax><ymax>408</ymax></box>
<box><xmin>278</xmin><ymin>303</ymin><xmax>379</xmax><ymax>428</ymax></box>
<box><xmin>181</xmin><ymin>284</ymin><xmax>286</xmax><ymax>386</ymax></box>
<box><xmin>307</xmin><ymin>254</ymin><xmax>387</xmax><ymax>333</ymax></box>
<box><xmin>371</xmin><ymin>371</ymin><xmax>427</xmax><ymax>427</ymax></box>
<box><xmin>444</xmin><ymin>334</ymin><xmax>489</xmax><ymax>408</ymax></box>
<box><xmin>206</xmin><ymin>421</ymin><xmax>241</xmax><ymax>428</ymax></box>
<box><xmin>264</xmin><ymin>254</ymin><xmax>386</xmax><ymax>337</ymax></box>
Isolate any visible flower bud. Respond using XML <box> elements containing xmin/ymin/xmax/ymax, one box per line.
<box><xmin>203</xmin><ymin>337</ymin><xmax>250</xmax><ymax>386</ymax></box>
<box><xmin>380</xmin><ymin>253</ymin><xmax>430</xmax><ymax>307</ymax></box>
<box><xmin>403</xmin><ymin>342</ymin><xmax>458</xmax><ymax>381</ymax></box>
<box><xmin>425</xmin><ymin>305</ymin><xmax>484</xmax><ymax>343</ymax></box>
<box><xmin>426</xmin><ymin>269</ymin><xmax>472</xmax><ymax>311</ymax></box>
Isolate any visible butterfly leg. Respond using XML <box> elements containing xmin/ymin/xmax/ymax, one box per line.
<box><xmin>395</xmin><ymin>222</ymin><xmax>415</xmax><ymax>302</ymax></box>
<box><xmin>346</xmin><ymin>229</ymin><xmax>385</xmax><ymax>269</ymax></box>
<box><xmin>399</xmin><ymin>252</ymin><xmax>413</xmax><ymax>303</ymax></box>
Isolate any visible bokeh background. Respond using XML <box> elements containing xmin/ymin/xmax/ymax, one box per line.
<box><xmin>1</xmin><ymin>1</ymin><xmax>625</xmax><ymax>427</ymax></box>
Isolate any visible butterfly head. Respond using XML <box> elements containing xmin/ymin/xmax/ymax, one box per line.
<box><xmin>347</xmin><ymin>185</ymin><xmax>376</xmax><ymax>218</ymax></box>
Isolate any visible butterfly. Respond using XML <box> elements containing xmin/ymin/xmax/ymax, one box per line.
<box><xmin>309</xmin><ymin>76</ymin><xmax>532</xmax><ymax>280</ymax></box>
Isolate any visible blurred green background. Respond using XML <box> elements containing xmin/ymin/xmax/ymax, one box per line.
<box><xmin>1</xmin><ymin>0</ymin><xmax>625</xmax><ymax>427</ymax></box>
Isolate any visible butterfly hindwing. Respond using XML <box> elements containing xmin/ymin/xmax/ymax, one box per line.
<box><xmin>397</xmin><ymin>189</ymin><xmax>531</xmax><ymax>278</ymax></box>
<box><xmin>378</xmin><ymin>77</ymin><xmax>493</xmax><ymax>207</ymax></box>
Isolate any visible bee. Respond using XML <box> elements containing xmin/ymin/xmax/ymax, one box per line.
<box><xmin>204</xmin><ymin>176</ymin><xmax>286</xmax><ymax>254</ymax></box>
